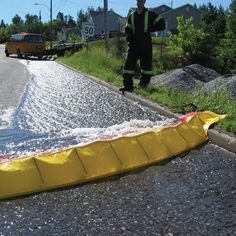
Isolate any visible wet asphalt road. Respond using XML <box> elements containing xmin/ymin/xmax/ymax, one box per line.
<box><xmin>0</xmin><ymin>45</ymin><xmax>30</xmax><ymax>110</ymax></box>
<box><xmin>0</xmin><ymin>48</ymin><xmax>236</xmax><ymax>235</ymax></box>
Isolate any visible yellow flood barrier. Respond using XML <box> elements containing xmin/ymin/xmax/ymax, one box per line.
<box><xmin>0</xmin><ymin>111</ymin><xmax>225</xmax><ymax>200</ymax></box>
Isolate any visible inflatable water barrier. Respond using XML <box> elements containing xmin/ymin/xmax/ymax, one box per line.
<box><xmin>0</xmin><ymin>111</ymin><xmax>225</xmax><ymax>200</ymax></box>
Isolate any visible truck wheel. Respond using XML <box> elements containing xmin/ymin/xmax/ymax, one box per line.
<box><xmin>5</xmin><ymin>49</ymin><xmax>9</xmax><ymax>57</ymax></box>
<box><xmin>17</xmin><ymin>49</ymin><xmax>22</xmax><ymax>58</ymax></box>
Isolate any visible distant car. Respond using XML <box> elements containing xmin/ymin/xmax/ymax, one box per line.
<box><xmin>100</xmin><ymin>31</ymin><xmax>123</xmax><ymax>39</ymax></box>
<box><xmin>5</xmin><ymin>33</ymin><xmax>46</xmax><ymax>59</ymax></box>
<box><xmin>86</xmin><ymin>34</ymin><xmax>101</xmax><ymax>42</ymax></box>
<box><xmin>100</xmin><ymin>32</ymin><xmax>112</xmax><ymax>39</ymax></box>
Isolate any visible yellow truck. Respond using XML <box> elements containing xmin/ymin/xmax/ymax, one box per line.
<box><xmin>5</xmin><ymin>32</ymin><xmax>46</xmax><ymax>59</ymax></box>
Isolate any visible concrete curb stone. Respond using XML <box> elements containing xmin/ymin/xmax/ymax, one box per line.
<box><xmin>208</xmin><ymin>129</ymin><xmax>236</xmax><ymax>154</ymax></box>
<box><xmin>56</xmin><ymin>60</ymin><xmax>236</xmax><ymax>154</ymax></box>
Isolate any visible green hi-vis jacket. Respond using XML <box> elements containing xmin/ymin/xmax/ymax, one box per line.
<box><xmin>125</xmin><ymin>8</ymin><xmax>165</xmax><ymax>45</ymax></box>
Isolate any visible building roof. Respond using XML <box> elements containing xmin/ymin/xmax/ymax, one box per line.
<box><xmin>127</xmin><ymin>4</ymin><xmax>201</xmax><ymax>17</ymax></box>
<box><xmin>89</xmin><ymin>11</ymin><xmax>103</xmax><ymax>17</ymax></box>
<box><xmin>89</xmin><ymin>10</ymin><xmax>122</xmax><ymax>19</ymax></box>
<box><xmin>152</xmin><ymin>4</ymin><xmax>172</xmax><ymax>14</ymax></box>
<box><xmin>161</xmin><ymin>4</ymin><xmax>201</xmax><ymax>16</ymax></box>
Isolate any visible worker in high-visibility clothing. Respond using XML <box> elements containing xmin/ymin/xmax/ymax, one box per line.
<box><xmin>120</xmin><ymin>0</ymin><xmax>165</xmax><ymax>92</ymax></box>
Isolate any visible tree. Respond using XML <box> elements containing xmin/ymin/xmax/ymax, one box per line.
<box><xmin>167</xmin><ymin>16</ymin><xmax>218</xmax><ymax>67</ymax></box>
<box><xmin>227</xmin><ymin>0</ymin><xmax>236</xmax><ymax>37</ymax></box>
<box><xmin>57</xmin><ymin>12</ymin><xmax>64</xmax><ymax>24</ymax></box>
<box><xmin>0</xmin><ymin>20</ymin><xmax>6</xmax><ymax>28</ymax></box>
<box><xmin>87</xmin><ymin>6</ymin><xmax>95</xmax><ymax>12</ymax></box>
<box><xmin>24</xmin><ymin>14</ymin><xmax>41</xmax><ymax>33</ymax></box>
<box><xmin>11</xmin><ymin>14</ymin><xmax>24</xmax><ymax>33</ymax></box>
<box><xmin>215</xmin><ymin>5</ymin><xmax>227</xmax><ymax>37</ymax></box>
<box><xmin>199</xmin><ymin>2</ymin><xmax>227</xmax><ymax>37</ymax></box>
<box><xmin>96</xmin><ymin>6</ymin><xmax>104</xmax><ymax>11</ymax></box>
<box><xmin>168</xmin><ymin>17</ymin><xmax>205</xmax><ymax>57</ymax></box>
<box><xmin>6</xmin><ymin>23</ymin><xmax>19</xmax><ymax>35</ymax></box>
<box><xmin>77</xmin><ymin>9</ymin><xmax>88</xmax><ymax>30</ymax></box>
<box><xmin>0</xmin><ymin>26</ymin><xmax>10</xmax><ymax>43</ymax></box>
<box><xmin>12</xmin><ymin>14</ymin><xmax>23</xmax><ymax>26</ymax></box>
<box><xmin>67</xmin><ymin>15</ymin><xmax>76</xmax><ymax>27</ymax></box>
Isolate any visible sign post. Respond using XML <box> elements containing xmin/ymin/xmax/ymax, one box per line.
<box><xmin>82</xmin><ymin>22</ymin><xmax>94</xmax><ymax>41</ymax></box>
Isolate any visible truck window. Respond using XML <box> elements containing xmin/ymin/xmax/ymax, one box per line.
<box><xmin>11</xmin><ymin>34</ymin><xmax>24</xmax><ymax>42</ymax></box>
<box><xmin>24</xmin><ymin>35</ymin><xmax>44</xmax><ymax>43</ymax></box>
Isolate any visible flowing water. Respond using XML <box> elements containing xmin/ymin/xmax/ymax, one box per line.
<box><xmin>0</xmin><ymin>60</ymin><xmax>176</xmax><ymax>161</ymax></box>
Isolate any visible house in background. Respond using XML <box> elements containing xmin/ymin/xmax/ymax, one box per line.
<box><xmin>161</xmin><ymin>4</ymin><xmax>202</xmax><ymax>35</ymax></box>
<box><xmin>86</xmin><ymin>4</ymin><xmax>201</xmax><ymax>38</ymax></box>
<box><xmin>88</xmin><ymin>10</ymin><xmax>122</xmax><ymax>36</ymax></box>
<box><xmin>57</xmin><ymin>27</ymin><xmax>81</xmax><ymax>41</ymax></box>
<box><xmin>122</xmin><ymin>4</ymin><xmax>201</xmax><ymax>36</ymax></box>
<box><xmin>152</xmin><ymin>4</ymin><xmax>172</xmax><ymax>15</ymax></box>
<box><xmin>117</xmin><ymin>17</ymin><xmax>127</xmax><ymax>33</ymax></box>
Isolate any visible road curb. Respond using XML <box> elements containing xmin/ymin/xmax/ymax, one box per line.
<box><xmin>208</xmin><ymin>129</ymin><xmax>236</xmax><ymax>154</ymax></box>
<box><xmin>56</xmin><ymin>60</ymin><xmax>236</xmax><ymax>154</ymax></box>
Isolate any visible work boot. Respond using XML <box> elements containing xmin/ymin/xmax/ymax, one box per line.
<box><xmin>139</xmin><ymin>76</ymin><xmax>150</xmax><ymax>88</ymax></box>
<box><xmin>121</xmin><ymin>77</ymin><xmax>133</xmax><ymax>93</ymax></box>
<box><xmin>119</xmin><ymin>86</ymin><xmax>134</xmax><ymax>93</ymax></box>
<box><xmin>139</xmin><ymin>81</ymin><xmax>149</xmax><ymax>89</ymax></box>
<box><xmin>139</xmin><ymin>75</ymin><xmax>151</xmax><ymax>87</ymax></box>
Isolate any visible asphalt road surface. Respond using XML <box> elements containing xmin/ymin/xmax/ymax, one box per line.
<box><xmin>0</xmin><ymin>45</ymin><xmax>30</xmax><ymax>110</ymax></box>
<box><xmin>0</xmin><ymin>47</ymin><xmax>235</xmax><ymax>236</ymax></box>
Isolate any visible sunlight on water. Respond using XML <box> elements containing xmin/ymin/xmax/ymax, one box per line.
<box><xmin>0</xmin><ymin>60</ymin><xmax>177</xmax><ymax>161</ymax></box>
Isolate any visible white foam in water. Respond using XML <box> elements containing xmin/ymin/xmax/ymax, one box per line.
<box><xmin>27</xmin><ymin>119</ymin><xmax>175</xmax><ymax>158</ymax></box>
<box><xmin>60</xmin><ymin>118</ymin><xmax>176</xmax><ymax>146</ymax></box>
<box><xmin>0</xmin><ymin>118</ymin><xmax>177</xmax><ymax>162</ymax></box>
<box><xmin>0</xmin><ymin>106</ymin><xmax>15</xmax><ymax>129</ymax></box>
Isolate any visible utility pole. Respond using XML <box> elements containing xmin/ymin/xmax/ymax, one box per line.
<box><xmin>50</xmin><ymin>0</ymin><xmax>52</xmax><ymax>48</ymax></box>
<box><xmin>39</xmin><ymin>10</ymin><xmax>41</xmax><ymax>23</ymax></box>
<box><xmin>104</xmin><ymin>0</ymin><xmax>109</xmax><ymax>52</ymax></box>
<box><xmin>35</xmin><ymin>1</ymin><xmax>52</xmax><ymax>47</ymax></box>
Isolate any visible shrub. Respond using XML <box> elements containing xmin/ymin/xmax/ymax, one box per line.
<box><xmin>214</xmin><ymin>38</ymin><xmax>236</xmax><ymax>74</ymax></box>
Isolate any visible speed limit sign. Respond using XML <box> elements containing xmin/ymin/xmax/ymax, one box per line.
<box><xmin>82</xmin><ymin>22</ymin><xmax>94</xmax><ymax>40</ymax></box>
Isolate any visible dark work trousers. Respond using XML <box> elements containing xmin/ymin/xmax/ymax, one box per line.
<box><xmin>123</xmin><ymin>41</ymin><xmax>152</xmax><ymax>89</ymax></box>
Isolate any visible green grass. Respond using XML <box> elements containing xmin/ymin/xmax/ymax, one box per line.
<box><xmin>58</xmin><ymin>39</ymin><xmax>236</xmax><ymax>135</ymax></box>
<box><xmin>59</xmin><ymin>40</ymin><xmax>123</xmax><ymax>87</ymax></box>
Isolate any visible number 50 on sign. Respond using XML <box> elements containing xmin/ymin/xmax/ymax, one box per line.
<box><xmin>82</xmin><ymin>23</ymin><xmax>94</xmax><ymax>40</ymax></box>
